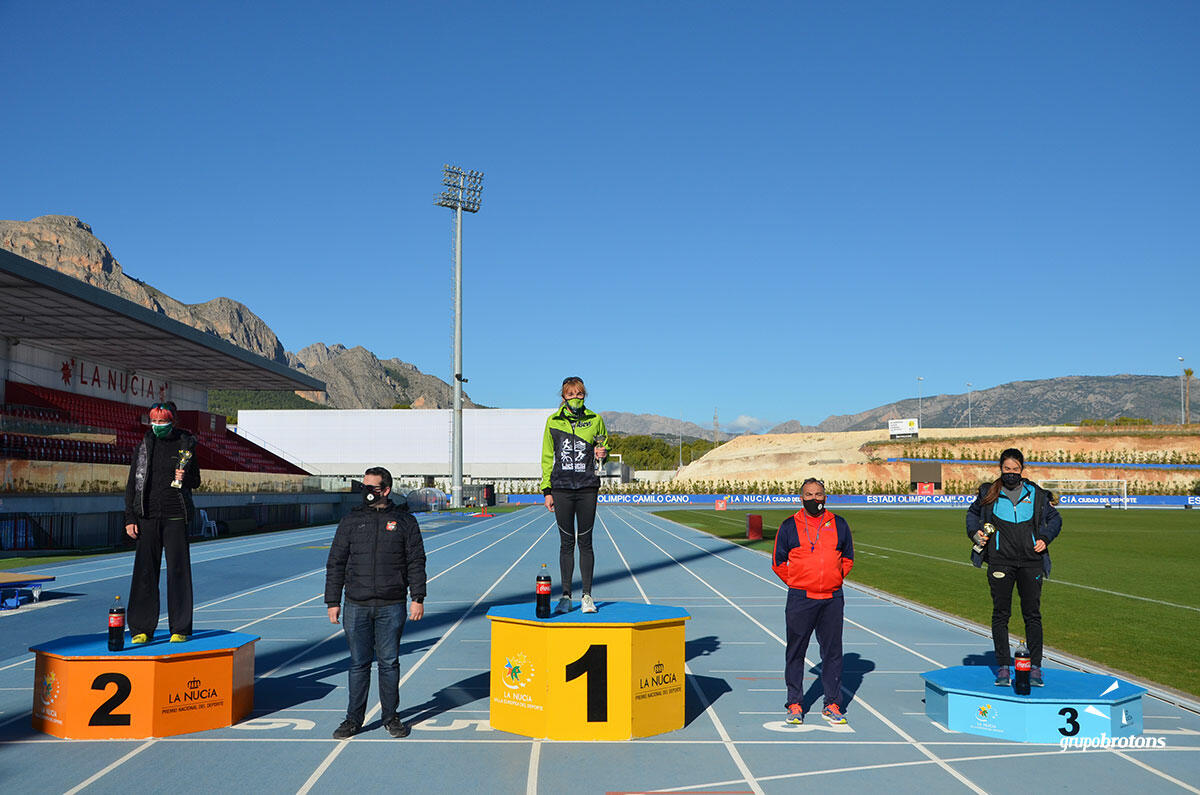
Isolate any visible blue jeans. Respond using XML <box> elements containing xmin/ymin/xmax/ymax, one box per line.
<box><xmin>342</xmin><ymin>600</ymin><xmax>407</xmax><ymax>724</ymax></box>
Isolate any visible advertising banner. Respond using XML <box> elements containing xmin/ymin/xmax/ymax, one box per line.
<box><xmin>507</xmin><ymin>494</ymin><xmax>1197</xmax><ymax>508</ymax></box>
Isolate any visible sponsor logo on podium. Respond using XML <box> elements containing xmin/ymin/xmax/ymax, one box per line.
<box><xmin>502</xmin><ymin>654</ymin><xmax>534</xmax><ymax>690</ymax></box>
<box><xmin>637</xmin><ymin>660</ymin><xmax>680</xmax><ymax>700</ymax></box>
<box><xmin>973</xmin><ymin>702</ymin><xmax>1000</xmax><ymax>733</ymax></box>
<box><xmin>40</xmin><ymin>672</ymin><xmax>61</xmax><ymax>707</ymax></box>
<box><xmin>166</xmin><ymin>675</ymin><xmax>221</xmax><ymax>707</ymax></box>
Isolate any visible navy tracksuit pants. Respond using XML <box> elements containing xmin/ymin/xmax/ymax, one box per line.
<box><xmin>784</xmin><ymin>588</ymin><xmax>844</xmax><ymax>709</ymax></box>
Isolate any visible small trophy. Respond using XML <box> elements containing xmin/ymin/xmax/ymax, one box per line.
<box><xmin>171</xmin><ymin>449</ymin><xmax>193</xmax><ymax>489</ymax></box>
<box><xmin>973</xmin><ymin>522</ymin><xmax>996</xmax><ymax>554</ymax></box>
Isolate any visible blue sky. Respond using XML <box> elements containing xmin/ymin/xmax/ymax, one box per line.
<box><xmin>3</xmin><ymin>2</ymin><xmax>1197</xmax><ymax>431</ymax></box>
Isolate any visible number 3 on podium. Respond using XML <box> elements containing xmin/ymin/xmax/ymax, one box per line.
<box><xmin>565</xmin><ymin>644</ymin><xmax>607</xmax><ymax>722</ymax></box>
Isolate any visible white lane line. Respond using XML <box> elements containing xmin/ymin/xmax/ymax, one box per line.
<box><xmin>856</xmin><ymin>542</ymin><xmax>1200</xmax><ymax>613</ymax></box>
<box><xmin>646</xmin><ymin>746</ymin><xmax>1079</xmax><ymax>791</ymax></box>
<box><xmin>1114</xmin><ymin>751</ymin><xmax>1200</xmax><ymax>793</ymax></box>
<box><xmin>598</xmin><ymin>512</ymin><xmax>765</xmax><ymax>795</ymax></box>
<box><xmin>614</xmin><ymin>507</ymin><xmax>987</xmax><ymax>795</ymax></box>
<box><xmin>63</xmin><ymin>739</ymin><xmax>156</xmax><ymax>794</ymax></box>
<box><xmin>526</xmin><ymin>740</ymin><xmax>542</xmax><ymax>795</ymax></box>
<box><xmin>0</xmin><ymin>598</ymin><xmax>75</xmax><ymax>617</ymax></box>
<box><xmin>41</xmin><ymin>528</ymin><xmax>338</xmax><ymax>588</ymax></box>
<box><xmin>427</xmin><ymin>511</ymin><xmax>552</xmax><ymax>584</ymax></box>
<box><xmin>296</xmin><ymin>522</ymin><xmax>553</xmax><ymax>794</ymax></box>
<box><xmin>256</xmin><ymin>629</ymin><xmax>343</xmax><ymax>681</ymax></box>
<box><xmin>0</xmin><ymin>656</ymin><xmax>34</xmax><ymax>673</ymax></box>
<box><xmin>629</xmin><ymin>509</ymin><xmax>945</xmax><ymax>667</ymax></box>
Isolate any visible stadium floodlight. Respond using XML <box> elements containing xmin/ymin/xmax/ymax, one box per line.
<box><xmin>966</xmin><ymin>382</ymin><xmax>973</xmax><ymax>429</ymax></box>
<box><xmin>436</xmin><ymin>164</ymin><xmax>484</xmax><ymax>508</ymax></box>
<box><xmin>1180</xmin><ymin>356</ymin><xmax>1186</xmax><ymax>426</ymax></box>
<box><xmin>917</xmin><ymin>376</ymin><xmax>925</xmax><ymax>427</ymax></box>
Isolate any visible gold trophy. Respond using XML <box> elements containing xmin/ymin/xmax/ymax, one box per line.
<box><xmin>973</xmin><ymin>522</ymin><xmax>996</xmax><ymax>554</ymax></box>
<box><xmin>171</xmin><ymin>449</ymin><xmax>193</xmax><ymax>489</ymax></box>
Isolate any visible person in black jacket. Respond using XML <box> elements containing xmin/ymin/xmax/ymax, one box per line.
<box><xmin>124</xmin><ymin>401</ymin><xmax>200</xmax><ymax>643</ymax></box>
<box><xmin>966</xmin><ymin>448</ymin><xmax>1062</xmax><ymax>687</ymax></box>
<box><xmin>325</xmin><ymin>467</ymin><xmax>427</xmax><ymax>740</ymax></box>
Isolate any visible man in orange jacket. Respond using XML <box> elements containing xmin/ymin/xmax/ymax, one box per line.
<box><xmin>771</xmin><ymin>478</ymin><xmax>855</xmax><ymax>726</ymax></box>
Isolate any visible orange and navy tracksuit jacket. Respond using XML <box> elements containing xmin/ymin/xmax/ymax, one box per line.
<box><xmin>771</xmin><ymin>509</ymin><xmax>854</xmax><ymax>599</ymax></box>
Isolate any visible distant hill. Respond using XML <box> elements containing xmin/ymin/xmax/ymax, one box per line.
<box><xmin>768</xmin><ymin>374</ymin><xmax>1197</xmax><ymax>433</ymax></box>
<box><xmin>601</xmin><ymin>411</ymin><xmax>734</xmax><ymax>441</ymax></box>
<box><xmin>0</xmin><ymin>215</ymin><xmax>474</xmax><ymax>411</ymax></box>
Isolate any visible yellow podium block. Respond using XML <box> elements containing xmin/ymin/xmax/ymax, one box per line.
<box><xmin>487</xmin><ymin>602</ymin><xmax>690</xmax><ymax>740</ymax></box>
<box><xmin>30</xmin><ymin>630</ymin><xmax>257</xmax><ymax>739</ymax></box>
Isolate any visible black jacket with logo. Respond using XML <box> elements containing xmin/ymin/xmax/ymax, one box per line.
<box><xmin>124</xmin><ymin>428</ymin><xmax>200</xmax><ymax>523</ymax></box>
<box><xmin>324</xmin><ymin>500</ymin><xmax>427</xmax><ymax>606</ymax></box>
<box><xmin>966</xmin><ymin>479</ymin><xmax>1062</xmax><ymax>574</ymax></box>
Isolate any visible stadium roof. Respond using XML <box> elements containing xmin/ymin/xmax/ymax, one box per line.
<box><xmin>0</xmin><ymin>248</ymin><xmax>325</xmax><ymax>392</ymax></box>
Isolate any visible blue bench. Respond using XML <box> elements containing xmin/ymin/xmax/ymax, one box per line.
<box><xmin>0</xmin><ymin>573</ymin><xmax>56</xmax><ymax>610</ymax></box>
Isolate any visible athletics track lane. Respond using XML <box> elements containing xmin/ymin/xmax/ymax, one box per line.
<box><xmin>0</xmin><ymin>506</ymin><xmax>1196</xmax><ymax>793</ymax></box>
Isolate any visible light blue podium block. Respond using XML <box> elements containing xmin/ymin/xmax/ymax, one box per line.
<box><xmin>922</xmin><ymin>666</ymin><xmax>1147</xmax><ymax>743</ymax></box>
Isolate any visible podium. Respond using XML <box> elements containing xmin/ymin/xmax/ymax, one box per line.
<box><xmin>30</xmin><ymin>629</ymin><xmax>258</xmax><ymax>739</ymax></box>
<box><xmin>922</xmin><ymin>666</ymin><xmax>1147</xmax><ymax>743</ymax></box>
<box><xmin>487</xmin><ymin>602</ymin><xmax>690</xmax><ymax>740</ymax></box>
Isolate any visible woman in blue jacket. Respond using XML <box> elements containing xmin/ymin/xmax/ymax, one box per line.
<box><xmin>967</xmin><ymin>448</ymin><xmax>1062</xmax><ymax>687</ymax></box>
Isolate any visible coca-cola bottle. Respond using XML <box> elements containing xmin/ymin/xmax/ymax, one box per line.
<box><xmin>1013</xmin><ymin>643</ymin><xmax>1031</xmax><ymax>695</ymax></box>
<box><xmin>108</xmin><ymin>596</ymin><xmax>126</xmax><ymax>652</ymax></box>
<box><xmin>536</xmin><ymin>564</ymin><xmax>552</xmax><ymax>619</ymax></box>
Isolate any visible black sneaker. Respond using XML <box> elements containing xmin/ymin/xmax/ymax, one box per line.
<box><xmin>993</xmin><ymin>666</ymin><xmax>1011</xmax><ymax>687</ymax></box>
<box><xmin>1030</xmin><ymin>666</ymin><xmax>1044</xmax><ymax>687</ymax></box>
<box><xmin>332</xmin><ymin>719</ymin><xmax>360</xmax><ymax>739</ymax></box>
<box><xmin>384</xmin><ymin>717</ymin><xmax>411</xmax><ymax>738</ymax></box>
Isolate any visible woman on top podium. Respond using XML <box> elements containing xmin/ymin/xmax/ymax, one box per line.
<box><xmin>540</xmin><ymin>377</ymin><xmax>611</xmax><ymax>614</ymax></box>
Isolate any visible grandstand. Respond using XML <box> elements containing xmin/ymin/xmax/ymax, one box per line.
<box><xmin>0</xmin><ymin>247</ymin><xmax>323</xmax><ymax>489</ymax></box>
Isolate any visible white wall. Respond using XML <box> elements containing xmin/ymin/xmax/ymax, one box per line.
<box><xmin>5</xmin><ymin>340</ymin><xmax>207</xmax><ymax>410</ymax></box>
<box><xmin>236</xmin><ymin>408</ymin><xmax>558</xmax><ymax>478</ymax></box>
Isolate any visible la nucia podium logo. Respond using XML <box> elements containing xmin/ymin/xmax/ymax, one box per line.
<box><xmin>502</xmin><ymin>653</ymin><xmax>534</xmax><ymax>690</ymax></box>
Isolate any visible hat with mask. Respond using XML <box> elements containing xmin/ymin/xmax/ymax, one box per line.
<box><xmin>149</xmin><ymin>402</ymin><xmax>176</xmax><ymax>439</ymax></box>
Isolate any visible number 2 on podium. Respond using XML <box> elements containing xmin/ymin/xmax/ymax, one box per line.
<box><xmin>565</xmin><ymin>644</ymin><xmax>608</xmax><ymax>722</ymax></box>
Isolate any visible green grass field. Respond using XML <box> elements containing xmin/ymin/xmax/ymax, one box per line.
<box><xmin>653</xmin><ymin>507</ymin><xmax>1200</xmax><ymax>698</ymax></box>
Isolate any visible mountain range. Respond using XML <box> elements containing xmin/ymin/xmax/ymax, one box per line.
<box><xmin>766</xmin><ymin>374</ymin><xmax>1195</xmax><ymax>433</ymax></box>
<box><xmin>0</xmin><ymin>215</ymin><xmax>475</xmax><ymax>410</ymax></box>
<box><xmin>2</xmin><ymin>215</ymin><xmax>1193</xmax><ymax>431</ymax></box>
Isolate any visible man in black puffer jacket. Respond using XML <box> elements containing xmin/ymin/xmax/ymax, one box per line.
<box><xmin>325</xmin><ymin>467</ymin><xmax>426</xmax><ymax>740</ymax></box>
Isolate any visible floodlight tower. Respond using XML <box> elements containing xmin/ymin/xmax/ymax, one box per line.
<box><xmin>966</xmin><ymin>382</ymin><xmax>973</xmax><ymax>429</ymax></box>
<box><xmin>436</xmin><ymin>164</ymin><xmax>484</xmax><ymax>508</ymax></box>
<box><xmin>917</xmin><ymin>376</ymin><xmax>925</xmax><ymax>428</ymax></box>
<box><xmin>1180</xmin><ymin>356</ymin><xmax>1186</xmax><ymax>426</ymax></box>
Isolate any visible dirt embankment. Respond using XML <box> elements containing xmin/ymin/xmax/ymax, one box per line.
<box><xmin>674</xmin><ymin>426</ymin><xmax>1200</xmax><ymax>492</ymax></box>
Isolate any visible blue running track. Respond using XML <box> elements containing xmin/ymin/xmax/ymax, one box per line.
<box><xmin>1</xmin><ymin>506</ymin><xmax>1197</xmax><ymax>793</ymax></box>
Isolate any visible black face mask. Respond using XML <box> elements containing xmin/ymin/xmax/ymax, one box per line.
<box><xmin>1000</xmin><ymin>472</ymin><xmax>1022</xmax><ymax>489</ymax></box>
<box><xmin>803</xmin><ymin>499</ymin><xmax>824</xmax><ymax>517</ymax></box>
<box><xmin>362</xmin><ymin>487</ymin><xmax>385</xmax><ymax>508</ymax></box>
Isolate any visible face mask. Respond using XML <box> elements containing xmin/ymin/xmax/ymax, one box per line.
<box><xmin>362</xmin><ymin>487</ymin><xmax>384</xmax><ymax>507</ymax></box>
<box><xmin>565</xmin><ymin>397</ymin><xmax>585</xmax><ymax>416</ymax></box>
<box><xmin>1001</xmin><ymin>472</ymin><xmax>1022</xmax><ymax>489</ymax></box>
<box><xmin>802</xmin><ymin>498</ymin><xmax>824</xmax><ymax>517</ymax></box>
<box><xmin>151</xmin><ymin>422</ymin><xmax>173</xmax><ymax>439</ymax></box>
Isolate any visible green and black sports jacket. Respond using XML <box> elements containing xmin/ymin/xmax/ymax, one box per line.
<box><xmin>540</xmin><ymin>406</ymin><xmax>612</xmax><ymax>494</ymax></box>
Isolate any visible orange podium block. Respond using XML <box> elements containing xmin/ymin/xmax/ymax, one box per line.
<box><xmin>30</xmin><ymin>629</ymin><xmax>258</xmax><ymax>739</ymax></box>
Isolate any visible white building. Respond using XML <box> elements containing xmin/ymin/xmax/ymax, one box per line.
<box><xmin>236</xmin><ymin>408</ymin><xmax>558</xmax><ymax>484</ymax></box>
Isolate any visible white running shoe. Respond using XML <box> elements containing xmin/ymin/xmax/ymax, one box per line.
<box><xmin>581</xmin><ymin>594</ymin><xmax>597</xmax><ymax>613</ymax></box>
<box><xmin>556</xmin><ymin>595</ymin><xmax>572</xmax><ymax>613</ymax></box>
